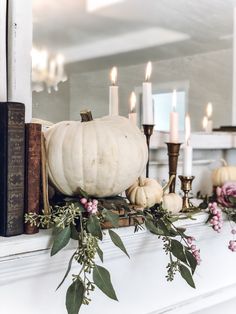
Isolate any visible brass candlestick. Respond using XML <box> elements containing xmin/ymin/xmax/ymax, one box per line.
<box><xmin>178</xmin><ymin>175</ymin><xmax>195</xmax><ymax>211</ymax></box>
<box><xmin>166</xmin><ymin>142</ymin><xmax>181</xmax><ymax>193</ymax></box>
<box><xmin>143</xmin><ymin>124</ymin><xmax>154</xmax><ymax>178</ymax></box>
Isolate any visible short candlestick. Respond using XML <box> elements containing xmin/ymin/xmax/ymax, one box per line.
<box><xmin>178</xmin><ymin>175</ymin><xmax>195</xmax><ymax>211</ymax></box>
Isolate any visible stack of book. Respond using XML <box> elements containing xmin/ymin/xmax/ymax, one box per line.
<box><xmin>0</xmin><ymin>102</ymin><xmax>42</xmax><ymax>237</ymax></box>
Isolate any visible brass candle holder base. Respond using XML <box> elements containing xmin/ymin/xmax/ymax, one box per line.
<box><xmin>178</xmin><ymin>175</ymin><xmax>195</xmax><ymax>211</ymax></box>
<box><xmin>143</xmin><ymin>124</ymin><xmax>155</xmax><ymax>178</ymax></box>
<box><xmin>166</xmin><ymin>142</ymin><xmax>182</xmax><ymax>193</ymax></box>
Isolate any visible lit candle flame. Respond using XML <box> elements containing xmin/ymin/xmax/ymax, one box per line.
<box><xmin>206</xmin><ymin>102</ymin><xmax>213</xmax><ymax>119</ymax></box>
<box><xmin>110</xmin><ymin>66</ymin><xmax>117</xmax><ymax>85</ymax></box>
<box><xmin>130</xmin><ymin>92</ymin><xmax>136</xmax><ymax>112</ymax></box>
<box><xmin>202</xmin><ymin>116</ymin><xmax>208</xmax><ymax>130</ymax></box>
<box><xmin>172</xmin><ymin>89</ymin><xmax>177</xmax><ymax>111</ymax></box>
<box><xmin>145</xmin><ymin>61</ymin><xmax>152</xmax><ymax>81</ymax></box>
<box><xmin>185</xmin><ymin>114</ymin><xmax>191</xmax><ymax>144</ymax></box>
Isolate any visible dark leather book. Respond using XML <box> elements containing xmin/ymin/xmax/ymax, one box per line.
<box><xmin>0</xmin><ymin>102</ymin><xmax>25</xmax><ymax>236</ymax></box>
<box><xmin>24</xmin><ymin>123</ymin><xmax>41</xmax><ymax>234</ymax></box>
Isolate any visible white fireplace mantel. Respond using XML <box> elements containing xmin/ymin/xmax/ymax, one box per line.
<box><xmin>1</xmin><ymin>212</ymin><xmax>236</xmax><ymax>314</ymax></box>
<box><xmin>150</xmin><ymin>131</ymin><xmax>236</xmax><ymax>150</ymax></box>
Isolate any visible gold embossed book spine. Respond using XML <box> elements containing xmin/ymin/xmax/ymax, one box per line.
<box><xmin>0</xmin><ymin>102</ymin><xmax>25</xmax><ymax>236</ymax></box>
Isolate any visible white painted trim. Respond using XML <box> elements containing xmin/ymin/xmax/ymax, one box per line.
<box><xmin>150</xmin><ymin>131</ymin><xmax>236</xmax><ymax>149</ymax></box>
<box><xmin>150</xmin><ymin>159</ymin><xmax>215</xmax><ymax>166</ymax></box>
<box><xmin>232</xmin><ymin>7</ymin><xmax>236</xmax><ymax>125</ymax></box>
<box><xmin>148</xmin><ymin>284</ymin><xmax>236</xmax><ymax>314</ymax></box>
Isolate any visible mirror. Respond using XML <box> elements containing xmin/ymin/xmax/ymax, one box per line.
<box><xmin>32</xmin><ymin>0</ymin><xmax>234</xmax><ymax>131</ymax></box>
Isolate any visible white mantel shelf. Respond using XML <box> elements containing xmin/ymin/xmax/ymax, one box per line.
<box><xmin>1</xmin><ymin>212</ymin><xmax>236</xmax><ymax>314</ymax></box>
<box><xmin>0</xmin><ymin>212</ymin><xmax>208</xmax><ymax>260</ymax></box>
<box><xmin>150</xmin><ymin>131</ymin><xmax>236</xmax><ymax>149</ymax></box>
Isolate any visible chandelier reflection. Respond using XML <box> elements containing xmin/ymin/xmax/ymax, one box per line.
<box><xmin>31</xmin><ymin>47</ymin><xmax>67</xmax><ymax>93</ymax></box>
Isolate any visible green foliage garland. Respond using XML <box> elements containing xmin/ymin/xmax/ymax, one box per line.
<box><xmin>25</xmin><ymin>193</ymin><xmax>199</xmax><ymax>314</ymax></box>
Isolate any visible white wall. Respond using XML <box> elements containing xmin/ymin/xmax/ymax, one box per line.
<box><xmin>32</xmin><ymin>79</ymin><xmax>70</xmax><ymax>123</ymax></box>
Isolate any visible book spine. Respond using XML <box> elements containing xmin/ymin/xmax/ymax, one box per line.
<box><xmin>7</xmin><ymin>0</ymin><xmax>32</xmax><ymax>122</ymax></box>
<box><xmin>24</xmin><ymin>123</ymin><xmax>41</xmax><ymax>234</ymax></box>
<box><xmin>0</xmin><ymin>0</ymin><xmax>7</xmax><ymax>101</ymax></box>
<box><xmin>0</xmin><ymin>102</ymin><xmax>25</xmax><ymax>236</ymax></box>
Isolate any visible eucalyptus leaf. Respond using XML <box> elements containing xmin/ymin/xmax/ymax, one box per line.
<box><xmin>231</xmin><ymin>213</ymin><xmax>236</xmax><ymax>223</ymax></box>
<box><xmin>170</xmin><ymin>239</ymin><xmax>187</xmax><ymax>264</ymax></box>
<box><xmin>156</xmin><ymin>219</ymin><xmax>172</xmax><ymax>236</ymax></box>
<box><xmin>96</xmin><ymin>245</ymin><xmax>104</xmax><ymax>263</ymax></box>
<box><xmin>145</xmin><ymin>218</ymin><xmax>164</xmax><ymax>236</ymax></box>
<box><xmin>56</xmin><ymin>253</ymin><xmax>75</xmax><ymax>291</ymax></box>
<box><xmin>87</xmin><ymin>215</ymin><xmax>103</xmax><ymax>240</ymax></box>
<box><xmin>52</xmin><ymin>226</ymin><xmax>63</xmax><ymax>236</ymax></box>
<box><xmin>66</xmin><ymin>278</ymin><xmax>85</xmax><ymax>314</ymax></box>
<box><xmin>108</xmin><ymin>229</ymin><xmax>130</xmax><ymax>258</ymax></box>
<box><xmin>93</xmin><ymin>264</ymin><xmax>118</xmax><ymax>301</ymax></box>
<box><xmin>102</xmin><ymin>209</ymin><xmax>119</xmax><ymax>228</ymax></box>
<box><xmin>199</xmin><ymin>201</ymin><xmax>208</xmax><ymax>209</ymax></box>
<box><xmin>51</xmin><ymin>225</ymin><xmax>71</xmax><ymax>256</ymax></box>
<box><xmin>77</xmin><ymin>187</ymin><xmax>89</xmax><ymax>199</ymax></box>
<box><xmin>71</xmin><ymin>224</ymin><xmax>80</xmax><ymax>240</ymax></box>
<box><xmin>64</xmin><ymin>197</ymin><xmax>81</xmax><ymax>202</ymax></box>
<box><xmin>185</xmin><ymin>249</ymin><xmax>197</xmax><ymax>274</ymax></box>
<box><xmin>73</xmin><ymin>202</ymin><xmax>85</xmax><ymax>212</ymax></box>
<box><xmin>179</xmin><ymin>264</ymin><xmax>196</xmax><ymax>288</ymax></box>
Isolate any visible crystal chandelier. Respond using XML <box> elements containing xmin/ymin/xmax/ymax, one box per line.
<box><xmin>31</xmin><ymin>47</ymin><xmax>67</xmax><ymax>93</ymax></box>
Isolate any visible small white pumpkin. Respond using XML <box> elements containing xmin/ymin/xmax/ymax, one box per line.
<box><xmin>44</xmin><ymin>116</ymin><xmax>148</xmax><ymax>197</ymax></box>
<box><xmin>161</xmin><ymin>175</ymin><xmax>182</xmax><ymax>214</ymax></box>
<box><xmin>125</xmin><ymin>177</ymin><xmax>163</xmax><ymax>208</ymax></box>
<box><xmin>162</xmin><ymin>193</ymin><xmax>182</xmax><ymax>214</ymax></box>
<box><xmin>212</xmin><ymin>159</ymin><xmax>236</xmax><ymax>187</ymax></box>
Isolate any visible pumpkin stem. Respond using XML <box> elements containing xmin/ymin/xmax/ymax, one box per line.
<box><xmin>163</xmin><ymin>175</ymin><xmax>175</xmax><ymax>194</ymax></box>
<box><xmin>220</xmin><ymin>158</ymin><xmax>228</xmax><ymax>167</ymax></box>
<box><xmin>138</xmin><ymin>177</ymin><xmax>145</xmax><ymax>187</ymax></box>
<box><xmin>80</xmin><ymin>110</ymin><xmax>93</xmax><ymax>122</ymax></box>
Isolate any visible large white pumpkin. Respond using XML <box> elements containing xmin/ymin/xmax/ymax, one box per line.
<box><xmin>44</xmin><ymin>116</ymin><xmax>148</xmax><ymax>197</ymax></box>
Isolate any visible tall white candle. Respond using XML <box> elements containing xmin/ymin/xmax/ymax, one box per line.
<box><xmin>183</xmin><ymin>114</ymin><xmax>193</xmax><ymax>176</ymax></box>
<box><xmin>128</xmin><ymin>91</ymin><xmax>137</xmax><ymax>125</ymax></box>
<box><xmin>169</xmin><ymin>89</ymin><xmax>179</xmax><ymax>142</ymax></box>
<box><xmin>206</xmin><ymin>102</ymin><xmax>213</xmax><ymax>132</ymax></box>
<box><xmin>109</xmin><ymin>66</ymin><xmax>119</xmax><ymax>115</ymax></box>
<box><xmin>142</xmin><ymin>61</ymin><xmax>154</xmax><ymax>124</ymax></box>
<box><xmin>202</xmin><ymin>116</ymin><xmax>208</xmax><ymax>132</ymax></box>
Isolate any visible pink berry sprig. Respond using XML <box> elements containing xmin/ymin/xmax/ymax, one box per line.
<box><xmin>208</xmin><ymin>202</ymin><xmax>223</xmax><ymax>233</ymax></box>
<box><xmin>80</xmin><ymin>198</ymin><xmax>98</xmax><ymax>214</ymax></box>
<box><xmin>228</xmin><ymin>228</ymin><xmax>236</xmax><ymax>252</ymax></box>
<box><xmin>187</xmin><ymin>236</ymin><xmax>201</xmax><ymax>265</ymax></box>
